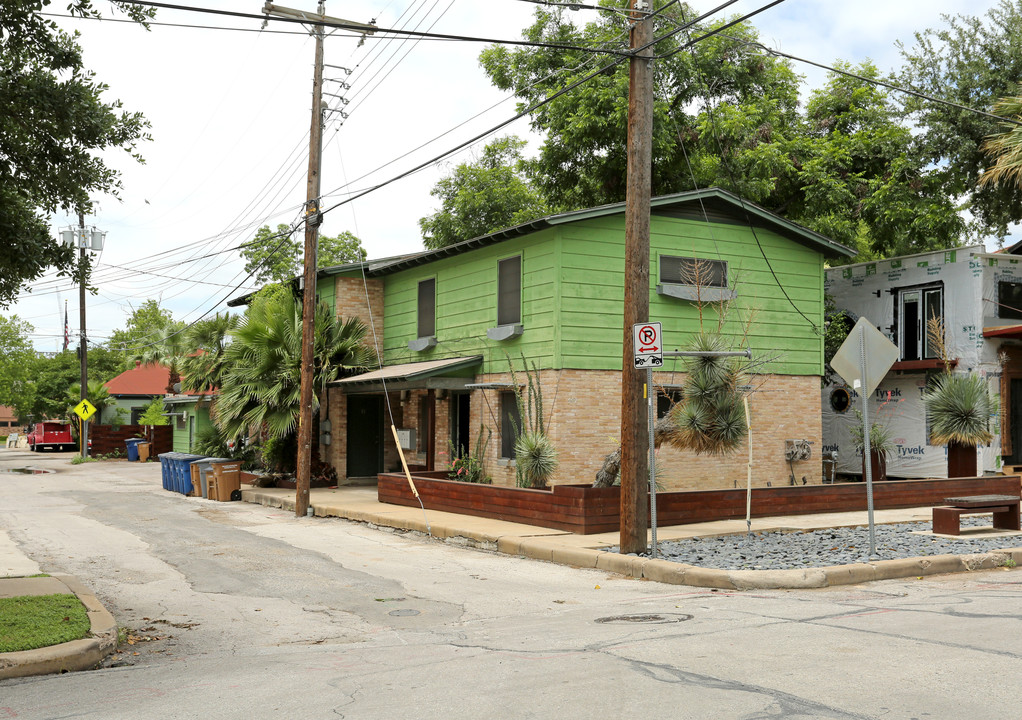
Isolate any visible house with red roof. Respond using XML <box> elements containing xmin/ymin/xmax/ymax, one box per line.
<box><xmin>102</xmin><ymin>362</ymin><xmax>173</xmax><ymax>425</ymax></box>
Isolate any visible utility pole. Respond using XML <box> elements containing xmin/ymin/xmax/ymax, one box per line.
<box><xmin>619</xmin><ymin>0</ymin><xmax>654</xmax><ymax>555</ymax></box>
<box><xmin>262</xmin><ymin>2</ymin><xmax>375</xmax><ymax>518</ymax></box>
<box><xmin>78</xmin><ymin>211</ymin><xmax>89</xmax><ymax>460</ymax></box>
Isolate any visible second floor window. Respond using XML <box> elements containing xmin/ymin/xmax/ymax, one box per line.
<box><xmin>898</xmin><ymin>285</ymin><xmax>942</xmax><ymax>361</ymax></box>
<box><xmin>497</xmin><ymin>256</ymin><xmax>522</xmax><ymax>326</ymax></box>
<box><xmin>660</xmin><ymin>255</ymin><xmax>727</xmax><ymax>288</ymax></box>
<box><xmin>999</xmin><ymin>280</ymin><xmax>1022</xmax><ymax>320</ymax></box>
<box><xmin>417</xmin><ymin>278</ymin><xmax>436</xmax><ymax>338</ymax></box>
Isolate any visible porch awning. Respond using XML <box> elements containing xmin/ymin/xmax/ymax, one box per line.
<box><xmin>984</xmin><ymin>323</ymin><xmax>1022</xmax><ymax>340</ymax></box>
<box><xmin>332</xmin><ymin>355</ymin><xmax>482</xmax><ymax>393</ymax></box>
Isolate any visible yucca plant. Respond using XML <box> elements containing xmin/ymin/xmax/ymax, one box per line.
<box><xmin>664</xmin><ymin>332</ymin><xmax>749</xmax><ymax>456</ymax></box>
<box><xmin>922</xmin><ymin>372</ymin><xmax>997</xmax><ymax>447</ymax></box>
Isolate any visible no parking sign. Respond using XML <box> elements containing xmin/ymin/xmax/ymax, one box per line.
<box><xmin>632</xmin><ymin>322</ymin><xmax>663</xmax><ymax>369</ymax></box>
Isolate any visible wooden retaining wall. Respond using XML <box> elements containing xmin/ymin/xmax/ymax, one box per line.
<box><xmin>377</xmin><ymin>474</ymin><xmax>1022</xmax><ymax>534</ymax></box>
<box><xmin>90</xmin><ymin>425</ymin><xmax>172</xmax><ymax>457</ymax></box>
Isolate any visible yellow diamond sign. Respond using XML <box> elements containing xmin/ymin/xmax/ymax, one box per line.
<box><xmin>74</xmin><ymin>399</ymin><xmax>97</xmax><ymax>422</ymax></box>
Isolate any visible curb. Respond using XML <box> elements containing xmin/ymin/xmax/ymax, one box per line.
<box><xmin>242</xmin><ymin>489</ymin><xmax>1022</xmax><ymax>590</ymax></box>
<box><xmin>0</xmin><ymin>575</ymin><xmax>118</xmax><ymax>680</ymax></box>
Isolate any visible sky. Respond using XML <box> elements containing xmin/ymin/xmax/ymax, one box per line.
<box><xmin>9</xmin><ymin>0</ymin><xmax>1008</xmax><ymax>352</ymax></box>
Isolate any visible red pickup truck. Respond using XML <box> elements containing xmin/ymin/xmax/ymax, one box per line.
<box><xmin>26</xmin><ymin>422</ymin><xmax>75</xmax><ymax>452</ymax></box>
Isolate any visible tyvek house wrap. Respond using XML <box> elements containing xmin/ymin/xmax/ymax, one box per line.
<box><xmin>822</xmin><ymin>246</ymin><xmax>1003</xmax><ymax>478</ymax></box>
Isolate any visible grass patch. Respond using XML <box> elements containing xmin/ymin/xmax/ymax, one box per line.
<box><xmin>0</xmin><ymin>594</ymin><xmax>90</xmax><ymax>653</ymax></box>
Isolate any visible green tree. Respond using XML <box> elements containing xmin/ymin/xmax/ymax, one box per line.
<box><xmin>978</xmin><ymin>92</ymin><xmax>1022</xmax><ymax>190</ymax></box>
<box><xmin>215</xmin><ymin>292</ymin><xmax>374</xmax><ymax>467</ymax></box>
<box><xmin>178</xmin><ymin>312</ymin><xmax>240</xmax><ymax>394</ymax></box>
<box><xmin>480</xmin><ymin>5</ymin><xmax>965</xmax><ymax>257</ymax></box>
<box><xmin>241</xmin><ymin>225</ymin><xmax>367</xmax><ymax>285</ymax></box>
<box><xmin>0</xmin><ymin>316</ymin><xmax>37</xmax><ymax>419</ymax></box>
<box><xmin>138</xmin><ymin>396</ymin><xmax>169</xmax><ymax>426</ymax></box>
<box><xmin>26</xmin><ymin>346</ymin><xmax>124</xmax><ymax>422</ymax></box>
<box><xmin>106</xmin><ymin>299</ymin><xmax>182</xmax><ymax>358</ymax></box>
<box><xmin>133</xmin><ymin>326</ymin><xmax>187</xmax><ymax>394</ymax></box>
<box><xmin>896</xmin><ymin>0</ymin><xmax>1022</xmax><ymax>242</ymax></box>
<box><xmin>0</xmin><ymin>1</ymin><xmax>153</xmax><ymax>307</ymax></box>
<box><xmin>419</xmin><ymin>136</ymin><xmax>549</xmax><ymax>249</ymax></box>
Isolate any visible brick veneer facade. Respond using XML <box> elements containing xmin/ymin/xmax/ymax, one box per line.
<box><xmin>334</xmin><ymin>276</ymin><xmax>385</xmax><ymax>364</ymax></box>
<box><xmin>328</xmin><ymin>368</ymin><xmax>823</xmax><ymax>490</ymax></box>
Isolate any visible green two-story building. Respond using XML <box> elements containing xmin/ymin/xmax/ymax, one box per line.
<box><xmin>320</xmin><ymin>188</ymin><xmax>854</xmax><ymax>489</ymax></box>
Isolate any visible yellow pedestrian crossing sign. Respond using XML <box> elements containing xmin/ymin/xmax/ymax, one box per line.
<box><xmin>74</xmin><ymin>399</ymin><xmax>97</xmax><ymax>421</ymax></box>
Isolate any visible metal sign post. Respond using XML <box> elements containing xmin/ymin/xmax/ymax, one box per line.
<box><xmin>831</xmin><ymin>317</ymin><xmax>899</xmax><ymax>559</ymax></box>
<box><xmin>633</xmin><ymin>322</ymin><xmax>662</xmax><ymax>557</ymax></box>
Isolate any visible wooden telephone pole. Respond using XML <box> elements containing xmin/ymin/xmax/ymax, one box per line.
<box><xmin>619</xmin><ymin>0</ymin><xmax>654</xmax><ymax>554</ymax></box>
<box><xmin>261</xmin><ymin>2</ymin><xmax>375</xmax><ymax>517</ymax></box>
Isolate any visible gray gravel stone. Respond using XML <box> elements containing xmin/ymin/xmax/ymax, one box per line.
<box><xmin>607</xmin><ymin>517</ymin><xmax>1022</xmax><ymax>571</ymax></box>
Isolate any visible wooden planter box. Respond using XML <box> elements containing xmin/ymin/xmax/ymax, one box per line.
<box><xmin>377</xmin><ymin>473</ymin><xmax>1022</xmax><ymax>535</ymax></box>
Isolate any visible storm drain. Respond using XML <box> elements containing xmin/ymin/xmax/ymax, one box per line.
<box><xmin>0</xmin><ymin>468</ymin><xmax>55</xmax><ymax>474</ymax></box>
<box><xmin>595</xmin><ymin>613</ymin><xmax>693</xmax><ymax>625</ymax></box>
<box><xmin>389</xmin><ymin>609</ymin><xmax>421</xmax><ymax>617</ymax></box>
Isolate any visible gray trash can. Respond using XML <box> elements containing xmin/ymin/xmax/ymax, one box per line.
<box><xmin>191</xmin><ymin>457</ymin><xmax>229</xmax><ymax>499</ymax></box>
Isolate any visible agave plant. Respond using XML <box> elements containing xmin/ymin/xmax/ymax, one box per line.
<box><xmin>515</xmin><ymin>430</ymin><xmax>558</xmax><ymax>488</ymax></box>
<box><xmin>922</xmin><ymin>372</ymin><xmax>997</xmax><ymax>447</ymax></box>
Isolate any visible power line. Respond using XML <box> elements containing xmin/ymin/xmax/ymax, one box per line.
<box><xmin>121</xmin><ymin>0</ymin><xmax>631</xmax><ymax>55</ymax></box>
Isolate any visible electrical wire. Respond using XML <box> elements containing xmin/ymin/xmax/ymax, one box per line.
<box><xmin>121</xmin><ymin>0</ymin><xmax>632</xmax><ymax>55</ymax></box>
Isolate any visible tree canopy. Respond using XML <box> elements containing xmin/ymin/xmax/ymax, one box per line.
<box><xmin>896</xmin><ymin>0</ymin><xmax>1022</xmax><ymax>243</ymax></box>
<box><xmin>419</xmin><ymin>136</ymin><xmax>549</xmax><ymax>249</ymax></box>
<box><xmin>460</xmin><ymin>3</ymin><xmax>984</xmax><ymax>258</ymax></box>
<box><xmin>242</xmin><ymin>224</ymin><xmax>368</xmax><ymax>285</ymax></box>
<box><xmin>0</xmin><ymin>1</ymin><xmax>153</xmax><ymax>306</ymax></box>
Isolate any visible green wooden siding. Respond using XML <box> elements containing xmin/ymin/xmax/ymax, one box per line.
<box><xmin>170</xmin><ymin>402</ymin><xmax>212</xmax><ymax>453</ymax></box>
<box><xmin>382</xmin><ymin>231</ymin><xmax>559</xmax><ymax>375</ymax></box>
<box><xmin>368</xmin><ymin>212</ymin><xmax>825</xmax><ymax>377</ymax></box>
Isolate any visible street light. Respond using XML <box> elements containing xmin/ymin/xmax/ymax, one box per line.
<box><xmin>60</xmin><ymin>218</ymin><xmax>105</xmax><ymax>458</ymax></box>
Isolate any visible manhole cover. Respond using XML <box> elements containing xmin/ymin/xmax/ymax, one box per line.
<box><xmin>595</xmin><ymin>613</ymin><xmax>693</xmax><ymax>625</ymax></box>
<box><xmin>388</xmin><ymin>609</ymin><xmax>421</xmax><ymax>617</ymax></box>
<box><xmin>0</xmin><ymin>468</ymin><xmax>55</xmax><ymax>475</ymax></box>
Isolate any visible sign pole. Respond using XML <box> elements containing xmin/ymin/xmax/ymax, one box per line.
<box><xmin>858</xmin><ymin>326</ymin><xmax>877</xmax><ymax>557</ymax></box>
<box><xmin>647</xmin><ymin>365</ymin><xmax>657</xmax><ymax>558</ymax></box>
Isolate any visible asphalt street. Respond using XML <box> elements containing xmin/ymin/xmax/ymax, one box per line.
<box><xmin>1</xmin><ymin>448</ymin><xmax>1020</xmax><ymax>719</ymax></box>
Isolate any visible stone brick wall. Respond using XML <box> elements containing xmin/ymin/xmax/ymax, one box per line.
<box><xmin>327</xmin><ymin>369</ymin><xmax>823</xmax><ymax>490</ymax></box>
<box><xmin>334</xmin><ymin>276</ymin><xmax>385</xmax><ymax>364</ymax></box>
<box><xmin>462</xmin><ymin>369</ymin><xmax>822</xmax><ymax>489</ymax></box>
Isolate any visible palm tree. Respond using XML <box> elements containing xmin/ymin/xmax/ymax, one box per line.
<box><xmin>980</xmin><ymin>93</ymin><xmax>1022</xmax><ymax>188</ymax></box>
<box><xmin>178</xmin><ymin>313</ymin><xmax>240</xmax><ymax>394</ymax></box>
<box><xmin>133</xmin><ymin>326</ymin><xmax>187</xmax><ymax>394</ymax></box>
<box><xmin>214</xmin><ymin>291</ymin><xmax>374</xmax><ymax>461</ymax></box>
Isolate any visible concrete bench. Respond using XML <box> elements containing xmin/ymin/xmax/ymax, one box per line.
<box><xmin>932</xmin><ymin>495</ymin><xmax>1021</xmax><ymax>536</ymax></box>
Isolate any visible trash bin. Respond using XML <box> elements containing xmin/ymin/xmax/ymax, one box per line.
<box><xmin>190</xmin><ymin>457</ymin><xmax>229</xmax><ymax>499</ymax></box>
<box><xmin>125</xmin><ymin>438</ymin><xmax>143</xmax><ymax>462</ymax></box>
<box><xmin>209</xmin><ymin>460</ymin><xmax>242</xmax><ymax>501</ymax></box>
<box><xmin>171</xmin><ymin>454</ymin><xmax>207</xmax><ymax>495</ymax></box>
<box><xmin>157</xmin><ymin>452</ymin><xmax>180</xmax><ymax>491</ymax></box>
<box><xmin>137</xmin><ymin>442</ymin><xmax>151</xmax><ymax>463</ymax></box>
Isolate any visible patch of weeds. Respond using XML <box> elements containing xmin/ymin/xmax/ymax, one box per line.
<box><xmin>1004</xmin><ymin>557</ymin><xmax>1017</xmax><ymax>569</ymax></box>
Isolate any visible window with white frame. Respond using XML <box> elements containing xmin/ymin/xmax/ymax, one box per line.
<box><xmin>896</xmin><ymin>285</ymin><xmax>943</xmax><ymax>361</ymax></box>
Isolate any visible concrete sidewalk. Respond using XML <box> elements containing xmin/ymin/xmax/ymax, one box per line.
<box><xmin>243</xmin><ymin>485</ymin><xmax>1022</xmax><ymax>590</ymax></box>
<box><xmin>0</xmin><ymin>529</ymin><xmax>118</xmax><ymax>680</ymax></box>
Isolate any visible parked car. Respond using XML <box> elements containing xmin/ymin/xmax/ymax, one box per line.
<box><xmin>26</xmin><ymin>422</ymin><xmax>75</xmax><ymax>452</ymax></box>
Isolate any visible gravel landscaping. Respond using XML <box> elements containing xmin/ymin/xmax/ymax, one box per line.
<box><xmin>612</xmin><ymin>517</ymin><xmax>1022</xmax><ymax>571</ymax></box>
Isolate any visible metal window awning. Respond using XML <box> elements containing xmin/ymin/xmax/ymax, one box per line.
<box><xmin>332</xmin><ymin>355</ymin><xmax>482</xmax><ymax>393</ymax></box>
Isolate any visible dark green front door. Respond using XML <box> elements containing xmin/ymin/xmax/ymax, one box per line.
<box><xmin>346</xmin><ymin>395</ymin><xmax>384</xmax><ymax>477</ymax></box>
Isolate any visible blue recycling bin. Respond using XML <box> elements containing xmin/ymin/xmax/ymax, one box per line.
<box><xmin>170</xmin><ymin>453</ymin><xmax>208</xmax><ymax>494</ymax></box>
<box><xmin>157</xmin><ymin>452</ymin><xmax>180</xmax><ymax>491</ymax></box>
<box><xmin>125</xmin><ymin>438</ymin><xmax>143</xmax><ymax>462</ymax></box>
